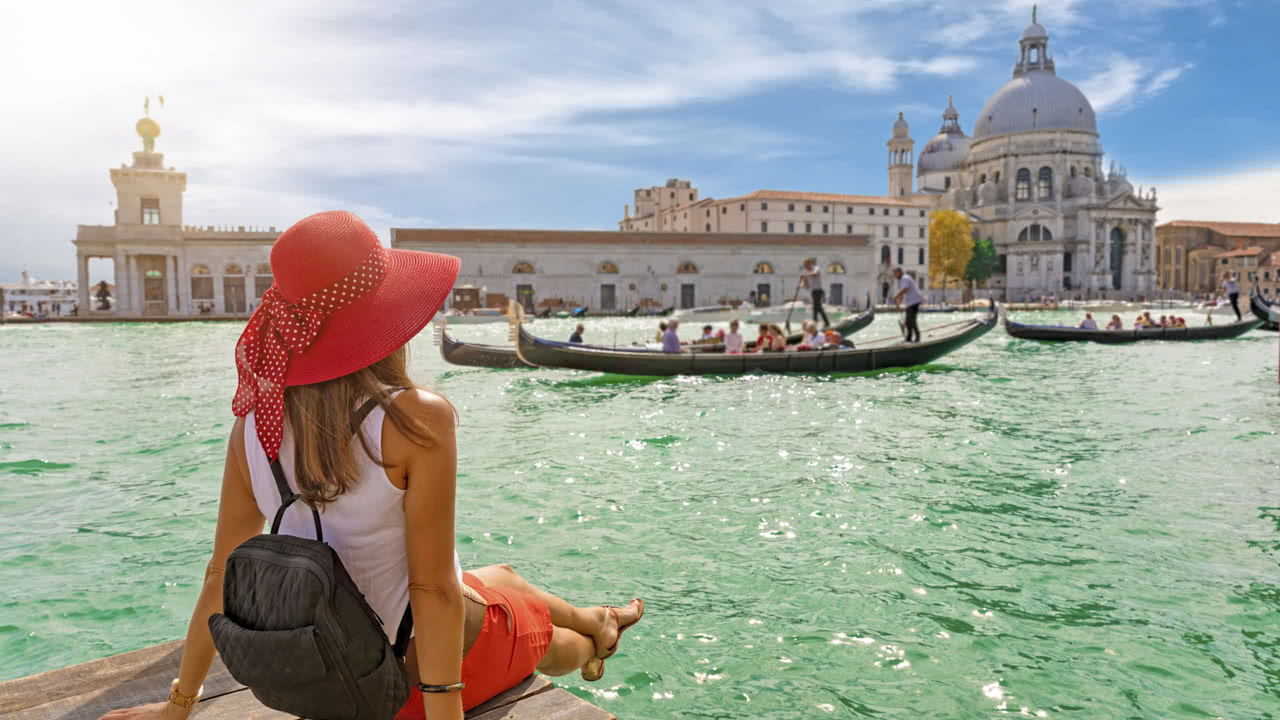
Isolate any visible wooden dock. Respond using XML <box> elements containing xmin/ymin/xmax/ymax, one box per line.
<box><xmin>0</xmin><ymin>641</ymin><xmax>615</xmax><ymax>720</ymax></box>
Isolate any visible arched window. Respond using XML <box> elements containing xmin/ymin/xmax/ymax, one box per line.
<box><xmin>979</xmin><ymin>173</ymin><xmax>987</xmax><ymax>184</ymax></box>
<box><xmin>825</xmin><ymin>262</ymin><xmax>846</xmax><ymax>274</ymax></box>
<box><xmin>255</xmin><ymin>263</ymin><xmax>272</xmax><ymax>275</ymax></box>
<box><xmin>1083</xmin><ymin>166</ymin><xmax>1093</xmax><ymax>178</ymax></box>
<box><xmin>1016</xmin><ymin>224</ymin><xmax>1055</xmax><ymax>243</ymax></box>
<box><xmin>753</xmin><ymin>262</ymin><xmax>774</xmax><ymax>274</ymax></box>
<box><xmin>677</xmin><ymin>261</ymin><xmax>698</xmax><ymax>274</ymax></box>
<box><xmin>224</xmin><ymin>263</ymin><xmax>243</xmax><ymax>275</ymax></box>
<box><xmin>597</xmin><ymin>261</ymin><xmax>619</xmax><ymax>274</ymax></box>
<box><xmin>512</xmin><ymin>261</ymin><xmax>535</xmax><ymax>274</ymax></box>
<box><xmin>880</xmin><ymin>246</ymin><xmax>891</xmax><ymax>265</ymax></box>
<box><xmin>1015</xmin><ymin>168</ymin><xmax>1031</xmax><ymax>201</ymax></box>
<box><xmin>190</xmin><ymin>264</ymin><xmax>213</xmax><ymax>301</ymax></box>
<box><xmin>190</xmin><ymin>264</ymin><xmax>210</xmax><ymax>275</ymax></box>
<box><xmin>1038</xmin><ymin>167</ymin><xmax>1053</xmax><ymax>200</ymax></box>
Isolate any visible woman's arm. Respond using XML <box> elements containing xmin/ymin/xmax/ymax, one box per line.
<box><xmin>100</xmin><ymin>418</ymin><xmax>265</xmax><ymax>720</ymax></box>
<box><xmin>391</xmin><ymin>390</ymin><xmax>465</xmax><ymax>720</ymax></box>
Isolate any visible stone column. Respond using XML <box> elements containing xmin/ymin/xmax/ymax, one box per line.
<box><xmin>113</xmin><ymin>251</ymin><xmax>127</xmax><ymax>314</ymax></box>
<box><xmin>127</xmin><ymin>254</ymin><xmax>141</xmax><ymax>316</ymax></box>
<box><xmin>76</xmin><ymin>253</ymin><xmax>90</xmax><ymax>313</ymax></box>
<box><xmin>168</xmin><ymin>254</ymin><xmax>179</xmax><ymax>314</ymax></box>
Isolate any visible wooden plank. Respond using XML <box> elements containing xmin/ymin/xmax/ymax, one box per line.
<box><xmin>469</xmin><ymin>688</ymin><xmax>616</xmax><ymax>720</ymax></box>
<box><xmin>467</xmin><ymin>675</ymin><xmax>553</xmax><ymax>716</ymax></box>
<box><xmin>1</xmin><ymin>642</ymin><xmax>614</xmax><ymax>720</ymax></box>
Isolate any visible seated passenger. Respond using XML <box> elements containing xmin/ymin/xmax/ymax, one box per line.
<box><xmin>798</xmin><ymin>320</ymin><xmax>821</xmax><ymax>350</ymax></box>
<box><xmin>700</xmin><ymin>324</ymin><xmax>715</xmax><ymax>342</ymax></box>
<box><xmin>724</xmin><ymin>319</ymin><xmax>744</xmax><ymax>354</ymax></box>
<box><xmin>1174</xmin><ymin>316</ymin><xmax>1187</xmax><ymax>328</ymax></box>
<box><xmin>655</xmin><ymin>321</ymin><xmax>667</xmax><ymax>343</ymax></box>
<box><xmin>1142</xmin><ymin>312</ymin><xmax>1156</xmax><ymax>328</ymax></box>
<box><xmin>1106</xmin><ymin>315</ymin><xmax>1123</xmax><ymax>330</ymax></box>
<box><xmin>753</xmin><ymin>323</ymin><xmax>770</xmax><ymax>352</ymax></box>
<box><xmin>662</xmin><ymin>319</ymin><xmax>682</xmax><ymax>353</ymax></box>
<box><xmin>1079</xmin><ymin>312</ymin><xmax>1097</xmax><ymax>329</ymax></box>
<box><xmin>1158</xmin><ymin>315</ymin><xmax>1169</xmax><ymax>328</ymax></box>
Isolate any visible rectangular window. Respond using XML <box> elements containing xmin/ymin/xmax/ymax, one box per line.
<box><xmin>898</xmin><ymin>208</ymin><xmax>904</xmax><ymax>216</ymax></box>
<box><xmin>721</xmin><ymin>207</ymin><xmax>727</xmax><ymax>214</ymax></box>
<box><xmin>1063</xmin><ymin>252</ymin><xmax>1073</xmax><ymax>272</ymax></box>
<box><xmin>897</xmin><ymin>226</ymin><xmax>904</xmax><ymax>238</ymax></box>
<box><xmin>881</xmin><ymin>226</ymin><xmax>888</xmax><ymax>237</ymax></box>
<box><xmin>822</xmin><ymin>205</ymin><xmax>829</xmax><ymax>213</ymax></box>
<box><xmin>805</xmin><ymin>223</ymin><xmax>812</xmax><ymax>233</ymax></box>
<box><xmin>919</xmin><ymin>227</ymin><xmax>925</xmax><ymax>238</ymax></box>
<box><xmin>254</xmin><ymin>275</ymin><xmax>273</xmax><ymax>299</ymax></box>
<box><xmin>822</xmin><ymin>223</ymin><xmax>828</xmax><ymax>234</ymax></box>
<box><xmin>918</xmin><ymin>248</ymin><xmax>924</xmax><ymax>265</ymax></box>
<box><xmin>191</xmin><ymin>277</ymin><xmax>213</xmax><ymax>300</ymax></box>
<box><xmin>706</xmin><ymin>209</ymin><xmax>710</xmax><ymax>217</ymax></box>
<box><xmin>788</xmin><ymin>203</ymin><xmax>796</xmax><ymax>211</ymax></box>
<box><xmin>997</xmin><ymin>254</ymin><xmax>1008</xmax><ymax>274</ymax></box>
<box><xmin>805</xmin><ymin>204</ymin><xmax>812</xmax><ymax>212</ymax></box>
<box><xmin>788</xmin><ymin>222</ymin><xmax>795</xmax><ymax>233</ymax></box>
<box><xmin>847</xmin><ymin>207</ymin><xmax>853</xmax><ymax>214</ymax></box>
<box><xmin>761</xmin><ymin>202</ymin><xmax>768</xmax><ymax>210</ymax></box>
<box><xmin>846</xmin><ymin>224</ymin><xmax>852</xmax><ymax>234</ymax></box>
<box><xmin>868</xmin><ymin>208</ymin><xmax>875</xmax><ymax>215</ymax></box>
<box><xmin>882</xmin><ymin>208</ymin><xmax>889</xmax><ymax>216</ymax></box>
<box><xmin>761</xmin><ymin>221</ymin><xmax>768</xmax><ymax>232</ymax></box>
<box><xmin>898</xmin><ymin>247</ymin><xmax>904</xmax><ymax>264</ymax></box>
<box><xmin>141</xmin><ymin>198</ymin><xmax>161</xmax><ymax>225</ymax></box>
<box><xmin>920</xmin><ymin>210</ymin><xmax>926</xmax><ymax>217</ymax></box>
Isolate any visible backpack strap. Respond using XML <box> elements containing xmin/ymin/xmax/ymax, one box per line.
<box><xmin>268</xmin><ymin>389</ymin><xmax>403</xmax><ymax>541</ymax></box>
<box><xmin>392</xmin><ymin>606</ymin><xmax>414</xmax><ymax>659</ymax></box>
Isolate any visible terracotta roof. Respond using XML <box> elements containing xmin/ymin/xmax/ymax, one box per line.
<box><xmin>1221</xmin><ymin>246</ymin><xmax>1264</xmax><ymax>258</ymax></box>
<box><xmin>1187</xmin><ymin>243</ymin><xmax>1222</xmax><ymax>253</ymax></box>
<box><xmin>713</xmin><ymin>189</ymin><xmax>929</xmax><ymax>208</ymax></box>
<box><xmin>1158</xmin><ymin>220</ymin><xmax>1280</xmax><ymax>238</ymax></box>
<box><xmin>392</xmin><ymin>228</ymin><xmax>870</xmax><ymax>248</ymax></box>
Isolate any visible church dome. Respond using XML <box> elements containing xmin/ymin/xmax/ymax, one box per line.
<box><xmin>972</xmin><ymin>15</ymin><xmax>1097</xmax><ymax>140</ymax></box>
<box><xmin>918</xmin><ymin>95</ymin><xmax>971</xmax><ymax>174</ymax></box>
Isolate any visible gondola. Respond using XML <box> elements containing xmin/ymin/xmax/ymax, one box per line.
<box><xmin>1250</xmin><ymin>294</ymin><xmax>1278</xmax><ymax>331</ymax></box>
<box><xmin>439</xmin><ymin>329</ymin><xmax>527</xmax><ymax>369</ymax></box>
<box><xmin>514</xmin><ymin>306</ymin><xmax>996</xmax><ymax>376</ymax></box>
<box><xmin>690</xmin><ymin>302</ymin><xmax>875</xmax><ymax>353</ymax></box>
<box><xmin>1002</xmin><ymin>311</ymin><xmax>1263</xmax><ymax>343</ymax></box>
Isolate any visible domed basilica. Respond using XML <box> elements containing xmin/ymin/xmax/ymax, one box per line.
<box><xmin>891</xmin><ymin>13</ymin><xmax>1159</xmax><ymax>297</ymax></box>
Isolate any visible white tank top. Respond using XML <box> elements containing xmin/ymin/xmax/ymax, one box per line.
<box><xmin>244</xmin><ymin>392</ymin><xmax>463</xmax><ymax>642</ymax></box>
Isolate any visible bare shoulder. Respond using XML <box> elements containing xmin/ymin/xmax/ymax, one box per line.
<box><xmin>390</xmin><ymin>388</ymin><xmax>456</xmax><ymax>431</ymax></box>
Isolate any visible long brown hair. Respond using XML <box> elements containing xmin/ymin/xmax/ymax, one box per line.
<box><xmin>282</xmin><ymin>346</ymin><xmax>440</xmax><ymax>508</ymax></box>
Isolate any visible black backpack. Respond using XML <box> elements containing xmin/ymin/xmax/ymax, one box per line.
<box><xmin>209</xmin><ymin>396</ymin><xmax>414</xmax><ymax>720</ymax></box>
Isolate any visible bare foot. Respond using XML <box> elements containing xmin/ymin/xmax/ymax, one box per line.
<box><xmin>592</xmin><ymin>598</ymin><xmax>644</xmax><ymax>660</ymax></box>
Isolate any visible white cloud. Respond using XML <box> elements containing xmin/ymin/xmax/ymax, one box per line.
<box><xmin>1078</xmin><ymin>55</ymin><xmax>1192</xmax><ymax>113</ymax></box>
<box><xmin>1136</xmin><ymin>165</ymin><xmax>1280</xmax><ymax>223</ymax></box>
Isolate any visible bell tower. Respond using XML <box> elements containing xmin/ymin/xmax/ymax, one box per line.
<box><xmin>109</xmin><ymin>97</ymin><xmax>186</xmax><ymax>227</ymax></box>
<box><xmin>887</xmin><ymin>111</ymin><xmax>914</xmax><ymax>197</ymax></box>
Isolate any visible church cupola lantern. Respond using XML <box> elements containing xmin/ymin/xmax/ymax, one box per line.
<box><xmin>1014</xmin><ymin>6</ymin><xmax>1056</xmax><ymax>76</ymax></box>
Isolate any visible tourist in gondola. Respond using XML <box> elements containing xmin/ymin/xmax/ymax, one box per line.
<box><xmin>662</xmin><ymin>319</ymin><xmax>682</xmax><ymax>353</ymax></box>
<box><xmin>655</xmin><ymin>321</ymin><xmax>667</xmax><ymax>343</ymax></box>
<box><xmin>1106</xmin><ymin>315</ymin><xmax>1123</xmax><ymax>330</ymax></box>
<box><xmin>799</xmin><ymin>320</ymin><xmax>822</xmax><ymax>350</ymax></box>
<box><xmin>724</xmin><ymin>319</ymin><xmax>744</xmax><ymax>354</ymax></box>
<box><xmin>1223</xmin><ymin>272</ymin><xmax>1241</xmax><ymax>321</ymax></box>
<box><xmin>893</xmin><ymin>267</ymin><xmax>923</xmax><ymax>343</ymax></box>
<box><xmin>94</xmin><ymin>212</ymin><xmax>644</xmax><ymax>720</ymax></box>
<box><xmin>569</xmin><ymin>323</ymin><xmax>584</xmax><ymax>343</ymax></box>
<box><xmin>802</xmin><ymin>258</ymin><xmax>830</xmax><ymax>329</ymax></box>
<box><xmin>1079</xmin><ymin>313</ymin><xmax>1097</xmax><ymax>329</ymax></box>
<box><xmin>699</xmin><ymin>325</ymin><xmax>715</xmax><ymax>343</ymax></box>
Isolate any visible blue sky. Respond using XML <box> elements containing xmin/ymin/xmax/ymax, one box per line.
<box><xmin>2</xmin><ymin>0</ymin><xmax>1277</xmax><ymax>283</ymax></box>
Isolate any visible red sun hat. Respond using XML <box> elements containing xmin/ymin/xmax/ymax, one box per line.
<box><xmin>232</xmin><ymin>210</ymin><xmax>460</xmax><ymax>459</ymax></box>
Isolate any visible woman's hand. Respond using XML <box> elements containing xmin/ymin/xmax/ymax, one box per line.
<box><xmin>98</xmin><ymin>700</ymin><xmax>192</xmax><ymax>720</ymax></box>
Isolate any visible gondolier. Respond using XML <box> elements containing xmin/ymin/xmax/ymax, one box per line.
<box><xmin>1223</xmin><ymin>272</ymin><xmax>1241</xmax><ymax>321</ymax></box>
<box><xmin>893</xmin><ymin>267</ymin><xmax>923</xmax><ymax>343</ymax></box>
<box><xmin>802</xmin><ymin>258</ymin><xmax>830</xmax><ymax>329</ymax></box>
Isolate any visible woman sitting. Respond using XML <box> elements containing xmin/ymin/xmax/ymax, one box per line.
<box><xmin>753</xmin><ymin>323</ymin><xmax>771</xmax><ymax>352</ymax></box>
<box><xmin>99</xmin><ymin>212</ymin><xmax>643</xmax><ymax>720</ymax></box>
<box><xmin>1106</xmin><ymin>315</ymin><xmax>1123</xmax><ymax>330</ymax></box>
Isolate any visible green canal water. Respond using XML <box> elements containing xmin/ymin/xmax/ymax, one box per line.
<box><xmin>1</xmin><ymin>313</ymin><xmax>1277</xmax><ymax>718</ymax></box>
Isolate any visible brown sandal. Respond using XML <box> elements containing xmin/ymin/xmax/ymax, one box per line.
<box><xmin>597</xmin><ymin>598</ymin><xmax>644</xmax><ymax>660</ymax></box>
<box><xmin>581</xmin><ymin>656</ymin><xmax>605</xmax><ymax>682</ymax></box>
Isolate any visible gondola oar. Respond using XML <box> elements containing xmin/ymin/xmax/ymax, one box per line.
<box><xmin>782</xmin><ymin>273</ymin><xmax>805</xmax><ymax>334</ymax></box>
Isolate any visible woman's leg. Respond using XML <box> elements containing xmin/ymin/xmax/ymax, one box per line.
<box><xmin>468</xmin><ymin>564</ymin><xmax>641</xmax><ymax>659</ymax></box>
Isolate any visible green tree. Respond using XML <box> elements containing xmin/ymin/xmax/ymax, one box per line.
<box><xmin>964</xmin><ymin>235</ymin><xmax>997</xmax><ymax>300</ymax></box>
<box><xmin>928</xmin><ymin>210</ymin><xmax>974</xmax><ymax>299</ymax></box>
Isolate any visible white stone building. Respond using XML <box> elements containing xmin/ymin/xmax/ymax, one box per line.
<box><xmin>909</xmin><ymin>14</ymin><xmax>1159</xmax><ymax>298</ymax></box>
<box><xmin>2</xmin><ymin>272</ymin><xmax>79</xmax><ymax>317</ymax></box>
<box><xmin>619</xmin><ymin>184</ymin><xmax>931</xmax><ymax>303</ymax></box>
<box><xmin>73</xmin><ymin>115</ymin><xmax>279</xmax><ymax>317</ymax></box>
<box><xmin>391</xmin><ymin>228</ymin><xmax>875</xmax><ymax>312</ymax></box>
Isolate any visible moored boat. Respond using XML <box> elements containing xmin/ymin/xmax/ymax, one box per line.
<box><xmin>514</xmin><ymin>306</ymin><xmax>996</xmax><ymax>376</ymax></box>
<box><xmin>439</xmin><ymin>329</ymin><xmax>527</xmax><ymax>368</ymax></box>
<box><xmin>1250</xmin><ymin>294</ymin><xmax>1278</xmax><ymax>331</ymax></box>
<box><xmin>1003</xmin><ymin>311</ymin><xmax>1263</xmax><ymax>343</ymax></box>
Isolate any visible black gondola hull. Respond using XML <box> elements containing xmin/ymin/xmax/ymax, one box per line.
<box><xmin>516</xmin><ymin>311</ymin><xmax>995</xmax><ymax>376</ymax></box>
<box><xmin>1003</xmin><ymin>315</ymin><xmax>1263</xmax><ymax>342</ymax></box>
<box><xmin>1250</xmin><ymin>295</ymin><xmax>1278</xmax><ymax>331</ymax></box>
<box><xmin>440</xmin><ymin>332</ymin><xmax>527</xmax><ymax>368</ymax></box>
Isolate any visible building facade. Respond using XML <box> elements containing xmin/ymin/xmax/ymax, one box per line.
<box><xmin>73</xmin><ymin>115</ymin><xmax>279</xmax><ymax>317</ymax></box>
<box><xmin>391</xmin><ymin>229</ymin><xmax>875</xmax><ymax>312</ymax></box>
<box><xmin>1156</xmin><ymin>220</ymin><xmax>1280</xmax><ymax>293</ymax></box>
<box><xmin>619</xmin><ymin>185</ymin><xmax>930</xmax><ymax>303</ymax></box>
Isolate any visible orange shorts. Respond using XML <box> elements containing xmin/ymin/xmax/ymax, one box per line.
<box><xmin>396</xmin><ymin>572</ymin><xmax>553</xmax><ymax>717</ymax></box>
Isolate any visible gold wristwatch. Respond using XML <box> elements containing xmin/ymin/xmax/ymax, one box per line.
<box><xmin>168</xmin><ymin>679</ymin><xmax>203</xmax><ymax>709</ymax></box>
